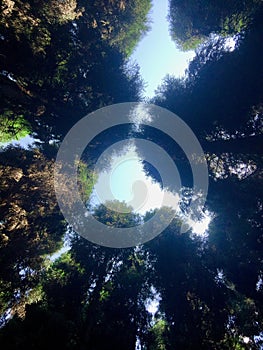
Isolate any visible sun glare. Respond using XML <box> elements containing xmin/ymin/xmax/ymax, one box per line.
<box><xmin>187</xmin><ymin>211</ymin><xmax>212</xmax><ymax>236</ymax></box>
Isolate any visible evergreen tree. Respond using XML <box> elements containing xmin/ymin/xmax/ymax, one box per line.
<box><xmin>168</xmin><ymin>0</ymin><xmax>263</xmax><ymax>50</ymax></box>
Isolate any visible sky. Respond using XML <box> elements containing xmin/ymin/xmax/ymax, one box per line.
<box><xmin>91</xmin><ymin>4</ymin><xmax>208</xmax><ymax>236</ymax></box>
<box><xmin>130</xmin><ymin>0</ymin><xmax>195</xmax><ymax>98</ymax></box>
<box><xmin>0</xmin><ymin>135</ymin><xmax>35</xmax><ymax>149</ymax></box>
<box><xmin>92</xmin><ymin>145</ymin><xmax>211</xmax><ymax>235</ymax></box>
<box><xmin>93</xmin><ymin>145</ymin><xmax>179</xmax><ymax>215</ymax></box>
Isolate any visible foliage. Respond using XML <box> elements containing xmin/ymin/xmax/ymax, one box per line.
<box><xmin>0</xmin><ymin>0</ymin><xmax>148</xmax><ymax>143</ymax></box>
<box><xmin>93</xmin><ymin>200</ymin><xmax>141</xmax><ymax>228</ymax></box>
<box><xmin>168</xmin><ymin>0</ymin><xmax>263</xmax><ymax>50</ymax></box>
<box><xmin>153</xmin><ymin>15</ymin><xmax>263</xmax><ymax>157</ymax></box>
<box><xmin>149</xmin><ymin>11</ymin><xmax>263</xmax><ymax>347</ymax></box>
<box><xmin>0</xmin><ymin>110</ymin><xmax>31</xmax><ymax>143</ymax></box>
<box><xmin>77</xmin><ymin>162</ymin><xmax>97</xmax><ymax>203</ymax></box>
<box><xmin>0</xmin><ymin>0</ymin><xmax>83</xmax><ymax>56</ymax></box>
<box><xmin>0</xmin><ymin>1</ymin><xmax>263</xmax><ymax>349</ymax></box>
<box><xmin>0</xmin><ymin>147</ymin><xmax>67</xmax><ymax>316</ymax></box>
<box><xmin>106</xmin><ymin>0</ymin><xmax>152</xmax><ymax>56</ymax></box>
<box><xmin>147</xmin><ymin>319</ymin><xmax>169</xmax><ymax>350</ymax></box>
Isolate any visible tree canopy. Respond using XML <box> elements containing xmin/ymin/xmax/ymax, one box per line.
<box><xmin>168</xmin><ymin>0</ymin><xmax>263</xmax><ymax>50</ymax></box>
<box><xmin>0</xmin><ymin>0</ymin><xmax>151</xmax><ymax>143</ymax></box>
<box><xmin>0</xmin><ymin>1</ymin><xmax>262</xmax><ymax>349</ymax></box>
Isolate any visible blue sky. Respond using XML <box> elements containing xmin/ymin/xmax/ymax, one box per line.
<box><xmin>130</xmin><ymin>0</ymin><xmax>195</xmax><ymax>98</ymax></box>
<box><xmin>93</xmin><ymin>145</ymin><xmax>180</xmax><ymax>215</ymax></box>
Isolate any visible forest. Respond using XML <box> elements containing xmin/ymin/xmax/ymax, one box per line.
<box><xmin>0</xmin><ymin>0</ymin><xmax>262</xmax><ymax>349</ymax></box>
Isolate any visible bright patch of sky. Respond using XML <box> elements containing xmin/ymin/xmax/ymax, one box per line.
<box><xmin>187</xmin><ymin>210</ymin><xmax>212</xmax><ymax>236</ymax></box>
<box><xmin>92</xmin><ymin>145</ymin><xmax>179</xmax><ymax>215</ymax></box>
<box><xmin>145</xmin><ymin>286</ymin><xmax>161</xmax><ymax>317</ymax></box>
<box><xmin>130</xmin><ymin>0</ymin><xmax>195</xmax><ymax>98</ymax></box>
<box><xmin>90</xmin><ymin>144</ymin><xmax>211</xmax><ymax>236</ymax></box>
<box><xmin>0</xmin><ymin>134</ymin><xmax>35</xmax><ymax>149</ymax></box>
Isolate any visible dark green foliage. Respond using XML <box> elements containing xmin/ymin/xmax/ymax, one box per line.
<box><xmin>168</xmin><ymin>0</ymin><xmax>263</xmax><ymax>50</ymax></box>
<box><xmin>154</xmin><ymin>13</ymin><xmax>263</xmax><ymax>159</ymax></box>
<box><xmin>148</xmin><ymin>9</ymin><xmax>263</xmax><ymax>347</ymax></box>
<box><xmin>82</xmin><ymin>0</ymin><xmax>152</xmax><ymax>56</ymax></box>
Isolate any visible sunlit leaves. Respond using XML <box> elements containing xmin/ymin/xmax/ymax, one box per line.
<box><xmin>0</xmin><ymin>110</ymin><xmax>31</xmax><ymax>143</ymax></box>
<box><xmin>0</xmin><ymin>147</ymin><xmax>67</xmax><ymax>315</ymax></box>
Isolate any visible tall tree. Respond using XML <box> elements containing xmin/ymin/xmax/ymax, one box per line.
<box><xmin>168</xmin><ymin>0</ymin><xmax>263</xmax><ymax>50</ymax></box>
<box><xmin>0</xmin><ymin>0</ymin><xmax>149</xmax><ymax>143</ymax></box>
<box><xmin>0</xmin><ymin>147</ymin><xmax>67</xmax><ymax>316</ymax></box>
<box><xmin>0</xmin><ymin>201</ymin><xmax>152</xmax><ymax>349</ymax></box>
<box><xmin>153</xmin><ymin>12</ymin><xmax>263</xmax><ymax>177</ymax></box>
<box><xmin>0</xmin><ymin>1</ymin><xmax>262</xmax><ymax>349</ymax></box>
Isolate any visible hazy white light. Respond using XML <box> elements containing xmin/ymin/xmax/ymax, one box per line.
<box><xmin>93</xmin><ymin>146</ymin><xmax>179</xmax><ymax>214</ymax></box>
<box><xmin>242</xmin><ymin>336</ymin><xmax>250</xmax><ymax>344</ymax></box>
<box><xmin>145</xmin><ymin>286</ymin><xmax>161</xmax><ymax>316</ymax></box>
<box><xmin>187</xmin><ymin>212</ymin><xmax>212</xmax><ymax>235</ymax></box>
<box><xmin>224</xmin><ymin>36</ymin><xmax>237</xmax><ymax>52</ymax></box>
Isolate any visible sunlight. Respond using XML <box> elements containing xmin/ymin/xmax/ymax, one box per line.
<box><xmin>224</xmin><ymin>35</ymin><xmax>239</xmax><ymax>52</ymax></box>
<box><xmin>187</xmin><ymin>211</ymin><xmax>212</xmax><ymax>235</ymax></box>
<box><xmin>145</xmin><ymin>286</ymin><xmax>161</xmax><ymax>317</ymax></box>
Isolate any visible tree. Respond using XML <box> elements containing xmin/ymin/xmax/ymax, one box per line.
<box><xmin>0</xmin><ymin>0</ymin><xmax>149</xmax><ymax>143</ymax></box>
<box><xmin>153</xmin><ymin>13</ymin><xmax>263</xmax><ymax>171</ymax></box>
<box><xmin>144</xmin><ymin>9</ymin><xmax>263</xmax><ymax>348</ymax></box>
<box><xmin>0</xmin><ymin>110</ymin><xmax>31</xmax><ymax>143</ymax></box>
<box><xmin>168</xmin><ymin>0</ymin><xmax>263</xmax><ymax>50</ymax></box>
<box><xmin>0</xmin><ymin>202</ymin><xmax>152</xmax><ymax>350</ymax></box>
<box><xmin>0</xmin><ymin>147</ymin><xmax>67</xmax><ymax>316</ymax></box>
<box><xmin>0</xmin><ymin>1</ymin><xmax>262</xmax><ymax>349</ymax></box>
<box><xmin>79</xmin><ymin>0</ymin><xmax>152</xmax><ymax>56</ymax></box>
